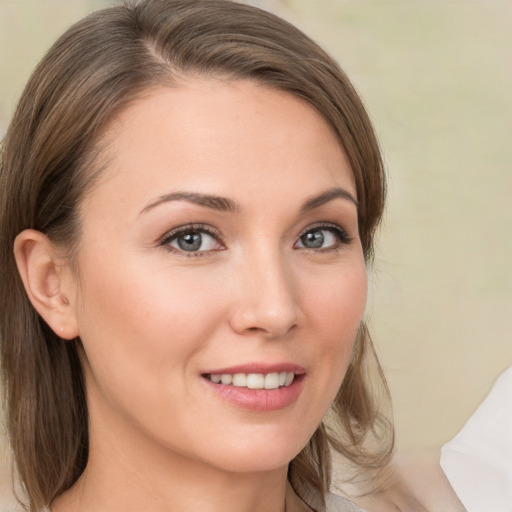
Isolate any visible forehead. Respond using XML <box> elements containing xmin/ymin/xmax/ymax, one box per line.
<box><xmin>83</xmin><ymin>79</ymin><xmax>355</xmax><ymax>218</ymax></box>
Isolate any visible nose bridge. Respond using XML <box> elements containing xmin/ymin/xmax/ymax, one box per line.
<box><xmin>230</xmin><ymin>243</ymin><xmax>299</xmax><ymax>338</ymax></box>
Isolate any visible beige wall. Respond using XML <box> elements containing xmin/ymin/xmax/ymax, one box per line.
<box><xmin>1</xmin><ymin>0</ymin><xmax>511</xmax><ymax>504</ymax></box>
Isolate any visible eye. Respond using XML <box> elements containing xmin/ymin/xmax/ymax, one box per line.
<box><xmin>171</xmin><ymin>231</ymin><xmax>218</xmax><ymax>252</ymax></box>
<box><xmin>295</xmin><ymin>224</ymin><xmax>351</xmax><ymax>250</ymax></box>
<box><xmin>161</xmin><ymin>224</ymin><xmax>224</xmax><ymax>255</ymax></box>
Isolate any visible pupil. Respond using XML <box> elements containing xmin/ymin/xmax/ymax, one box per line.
<box><xmin>178</xmin><ymin>232</ymin><xmax>202</xmax><ymax>251</ymax></box>
<box><xmin>303</xmin><ymin>230</ymin><xmax>324</xmax><ymax>249</ymax></box>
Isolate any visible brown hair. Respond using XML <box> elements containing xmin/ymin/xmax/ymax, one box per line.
<box><xmin>0</xmin><ymin>1</ymin><xmax>392</xmax><ymax>510</ymax></box>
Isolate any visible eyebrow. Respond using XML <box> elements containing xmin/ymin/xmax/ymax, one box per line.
<box><xmin>300</xmin><ymin>187</ymin><xmax>358</xmax><ymax>212</ymax></box>
<box><xmin>140</xmin><ymin>191</ymin><xmax>240</xmax><ymax>214</ymax></box>
<box><xmin>140</xmin><ymin>186</ymin><xmax>357</xmax><ymax>215</ymax></box>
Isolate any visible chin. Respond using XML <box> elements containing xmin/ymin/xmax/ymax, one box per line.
<box><xmin>192</xmin><ymin>424</ymin><xmax>315</xmax><ymax>474</ymax></box>
<box><xmin>207</xmin><ymin>449</ymin><xmax>299</xmax><ymax>474</ymax></box>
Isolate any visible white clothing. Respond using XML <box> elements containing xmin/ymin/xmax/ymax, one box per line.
<box><xmin>441</xmin><ymin>366</ymin><xmax>512</xmax><ymax>512</ymax></box>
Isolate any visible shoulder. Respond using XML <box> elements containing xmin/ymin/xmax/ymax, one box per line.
<box><xmin>325</xmin><ymin>492</ymin><xmax>366</xmax><ymax>512</ymax></box>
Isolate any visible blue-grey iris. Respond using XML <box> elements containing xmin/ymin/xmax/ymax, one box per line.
<box><xmin>177</xmin><ymin>232</ymin><xmax>203</xmax><ymax>251</ymax></box>
<box><xmin>301</xmin><ymin>230</ymin><xmax>324</xmax><ymax>249</ymax></box>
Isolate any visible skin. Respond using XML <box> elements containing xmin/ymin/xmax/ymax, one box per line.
<box><xmin>15</xmin><ymin>80</ymin><xmax>368</xmax><ymax>512</ymax></box>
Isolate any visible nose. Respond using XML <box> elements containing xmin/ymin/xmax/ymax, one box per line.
<box><xmin>228</xmin><ymin>249</ymin><xmax>301</xmax><ymax>340</ymax></box>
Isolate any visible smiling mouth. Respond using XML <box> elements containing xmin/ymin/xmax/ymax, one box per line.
<box><xmin>203</xmin><ymin>372</ymin><xmax>295</xmax><ymax>390</ymax></box>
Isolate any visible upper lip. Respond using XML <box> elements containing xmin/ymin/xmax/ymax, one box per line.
<box><xmin>203</xmin><ymin>362</ymin><xmax>306</xmax><ymax>375</ymax></box>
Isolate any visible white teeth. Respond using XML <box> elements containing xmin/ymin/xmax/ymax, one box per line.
<box><xmin>246</xmin><ymin>373</ymin><xmax>265</xmax><ymax>389</ymax></box>
<box><xmin>220</xmin><ymin>374</ymin><xmax>232</xmax><ymax>385</ymax></box>
<box><xmin>208</xmin><ymin>372</ymin><xmax>295</xmax><ymax>389</ymax></box>
<box><xmin>264</xmin><ymin>372</ymin><xmax>280</xmax><ymax>390</ymax></box>
<box><xmin>232</xmin><ymin>373</ymin><xmax>247</xmax><ymax>387</ymax></box>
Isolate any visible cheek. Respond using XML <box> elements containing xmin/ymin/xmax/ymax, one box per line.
<box><xmin>74</xmin><ymin>258</ymin><xmax>235</xmax><ymax>449</ymax></box>
<box><xmin>302</xmin><ymin>260</ymin><xmax>367</xmax><ymax>396</ymax></box>
<box><xmin>74</xmin><ymin>254</ymin><xmax>227</xmax><ymax>402</ymax></box>
<box><xmin>78</xmin><ymin>251</ymin><xmax>223</xmax><ymax>340</ymax></box>
<box><xmin>306</xmin><ymin>260</ymin><xmax>367</xmax><ymax>340</ymax></box>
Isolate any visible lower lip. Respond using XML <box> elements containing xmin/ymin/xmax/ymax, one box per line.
<box><xmin>202</xmin><ymin>375</ymin><xmax>305</xmax><ymax>412</ymax></box>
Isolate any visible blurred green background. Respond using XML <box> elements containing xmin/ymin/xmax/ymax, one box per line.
<box><xmin>1</xmin><ymin>0</ymin><xmax>511</xmax><ymax>507</ymax></box>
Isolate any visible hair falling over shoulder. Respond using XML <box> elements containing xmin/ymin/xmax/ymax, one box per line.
<box><xmin>0</xmin><ymin>1</ymin><xmax>392</xmax><ymax>510</ymax></box>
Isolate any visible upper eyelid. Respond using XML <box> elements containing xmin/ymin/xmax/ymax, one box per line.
<box><xmin>298</xmin><ymin>221</ymin><xmax>350</xmax><ymax>236</ymax></box>
<box><xmin>299</xmin><ymin>221</ymin><xmax>341</xmax><ymax>231</ymax></box>
<box><xmin>160</xmin><ymin>223</ymin><xmax>222</xmax><ymax>242</ymax></box>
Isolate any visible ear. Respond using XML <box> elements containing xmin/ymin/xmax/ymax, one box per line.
<box><xmin>14</xmin><ymin>229</ymin><xmax>79</xmax><ymax>340</ymax></box>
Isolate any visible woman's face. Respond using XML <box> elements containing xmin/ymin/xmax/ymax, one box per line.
<box><xmin>71</xmin><ymin>80</ymin><xmax>367</xmax><ymax>473</ymax></box>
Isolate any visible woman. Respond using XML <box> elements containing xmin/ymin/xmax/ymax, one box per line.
<box><xmin>0</xmin><ymin>1</ymin><xmax>392</xmax><ymax>511</ymax></box>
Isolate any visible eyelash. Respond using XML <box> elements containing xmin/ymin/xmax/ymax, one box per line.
<box><xmin>295</xmin><ymin>223</ymin><xmax>353</xmax><ymax>250</ymax></box>
<box><xmin>160</xmin><ymin>223</ymin><xmax>224</xmax><ymax>257</ymax></box>
<box><xmin>159</xmin><ymin>222</ymin><xmax>352</xmax><ymax>257</ymax></box>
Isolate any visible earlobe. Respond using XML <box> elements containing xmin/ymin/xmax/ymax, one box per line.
<box><xmin>14</xmin><ymin>229</ymin><xmax>79</xmax><ymax>340</ymax></box>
